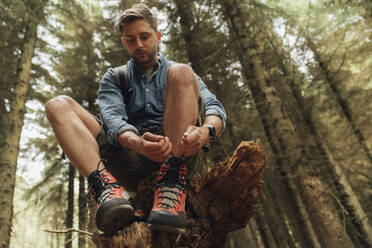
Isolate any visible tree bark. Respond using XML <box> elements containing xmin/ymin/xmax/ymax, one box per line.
<box><xmin>0</xmin><ymin>1</ymin><xmax>46</xmax><ymax>246</ymax></box>
<box><xmin>93</xmin><ymin>141</ymin><xmax>265</xmax><ymax>247</ymax></box>
<box><xmin>65</xmin><ymin>163</ymin><xmax>75</xmax><ymax>248</ymax></box>
<box><xmin>79</xmin><ymin>173</ymin><xmax>87</xmax><ymax>248</ymax></box>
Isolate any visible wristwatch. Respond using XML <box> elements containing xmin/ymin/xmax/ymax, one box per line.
<box><xmin>204</xmin><ymin>124</ymin><xmax>216</xmax><ymax>141</ymax></box>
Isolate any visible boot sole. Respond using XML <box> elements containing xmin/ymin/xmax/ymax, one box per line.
<box><xmin>148</xmin><ymin>223</ymin><xmax>186</xmax><ymax>234</ymax></box>
<box><xmin>96</xmin><ymin>199</ymin><xmax>135</xmax><ymax>235</ymax></box>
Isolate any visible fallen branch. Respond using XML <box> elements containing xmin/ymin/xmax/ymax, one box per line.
<box><xmin>44</xmin><ymin>228</ymin><xmax>94</xmax><ymax>238</ymax></box>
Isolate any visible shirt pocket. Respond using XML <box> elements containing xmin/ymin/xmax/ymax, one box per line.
<box><xmin>156</xmin><ymin>87</ymin><xmax>165</xmax><ymax>101</ymax></box>
<box><xmin>152</xmin><ymin>87</ymin><xmax>165</xmax><ymax>113</ymax></box>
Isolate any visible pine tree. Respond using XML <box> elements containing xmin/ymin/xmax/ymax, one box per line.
<box><xmin>0</xmin><ymin>0</ymin><xmax>48</xmax><ymax>246</ymax></box>
<box><xmin>217</xmin><ymin>0</ymin><xmax>356</xmax><ymax>247</ymax></box>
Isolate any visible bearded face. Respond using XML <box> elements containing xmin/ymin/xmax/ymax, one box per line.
<box><xmin>121</xmin><ymin>20</ymin><xmax>161</xmax><ymax>69</ymax></box>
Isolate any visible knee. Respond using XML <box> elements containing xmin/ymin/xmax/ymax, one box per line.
<box><xmin>167</xmin><ymin>63</ymin><xmax>196</xmax><ymax>89</ymax></box>
<box><xmin>45</xmin><ymin>95</ymin><xmax>75</xmax><ymax>121</ymax></box>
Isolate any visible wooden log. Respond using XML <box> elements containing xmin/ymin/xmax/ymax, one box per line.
<box><xmin>94</xmin><ymin>141</ymin><xmax>265</xmax><ymax>248</ymax></box>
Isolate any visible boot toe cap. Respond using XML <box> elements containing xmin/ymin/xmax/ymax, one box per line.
<box><xmin>148</xmin><ymin>209</ymin><xmax>187</xmax><ymax>228</ymax></box>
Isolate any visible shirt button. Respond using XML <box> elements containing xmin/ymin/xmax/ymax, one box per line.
<box><xmin>147</xmin><ymin>103</ymin><xmax>150</xmax><ymax>107</ymax></box>
<box><xmin>146</xmin><ymin>88</ymin><xmax>149</xmax><ymax>92</ymax></box>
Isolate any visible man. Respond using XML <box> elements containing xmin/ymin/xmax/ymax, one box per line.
<box><xmin>45</xmin><ymin>4</ymin><xmax>226</xmax><ymax>235</ymax></box>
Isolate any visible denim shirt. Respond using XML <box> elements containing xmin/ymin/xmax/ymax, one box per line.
<box><xmin>98</xmin><ymin>53</ymin><xmax>227</xmax><ymax>146</ymax></box>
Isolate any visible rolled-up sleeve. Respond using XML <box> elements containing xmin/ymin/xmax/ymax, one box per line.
<box><xmin>196</xmin><ymin>74</ymin><xmax>227</xmax><ymax>132</ymax></box>
<box><xmin>98</xmin><ymin>68</ymin><xmax>140</xmax><ymax>146</ymax></box>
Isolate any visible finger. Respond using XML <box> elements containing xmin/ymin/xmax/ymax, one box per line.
<box><xmin>163</xmin><ymin>138</ymin><xmax>172</xmax><ymax>155</ymax></box>
<box><xmin>164</xmin><ymin>142</ymin><xmax>172</xmax><ymax>158</ymax></box>
<box><xmin>158</xmin><ymin>144</ymin><xmax>172</xmax><ymax>161</ymax></box>
<box><xmin>183</xmin><ymin>129</ymin><xmax>200</xmax><ymax>144</ymax></box>
<box><xmin>183</xmin><ymin>125</ymin><xmax>197</xmax><ymax>137</ymax></box>
<box><xmin>143</xmin><ymin>132</ymin><xmax>164</xmax><ymax>142</ymax></box>
<box><xmin>158</xmin><ymin>138</ymin><xmax>170</xmax><ymax>154</ymax></box>
<box><xmin>155</xmin><ymin>141</ymin><xmax>172</xmax><ymax>162</ymax></box>
<box><xmin>143</xmin><ymin>139</ymin><xmax>164</xmax><ymax>151</ymax></box>
<box><xmin>147</xmin><ymin>147</ymin><xmax>166</xmax><ymax>161</ymax></box>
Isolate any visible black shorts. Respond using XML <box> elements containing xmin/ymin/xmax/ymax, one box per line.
<box><xmin>95</xmin><ymin>97</ymin><xmax>206</xmax><ymax>191</ymax></box>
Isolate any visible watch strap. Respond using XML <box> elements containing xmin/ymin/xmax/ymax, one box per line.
<box><xmin>204</xmin><ymin>124</ymin><xmax>216</xmax><ymax>140</ymax></box>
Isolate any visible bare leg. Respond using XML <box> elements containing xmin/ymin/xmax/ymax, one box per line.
<box><xmin>45</xmin><ymin>95</ymin><xmax>102</xmax><ymax>177</ymax></box>
<box><xmin>163</xmin><ymin>64</ymin><xmax>200</xmax><ymax>157</ymax></box>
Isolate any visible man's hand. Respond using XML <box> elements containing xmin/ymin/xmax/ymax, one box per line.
<box><xmin>138</xmin><ymin>132</ymin><xmax>172</xmax><ymax>162</ymax></box>
<box><xmin>182</xmin><ymin>125</ymin><xmax>209</xmax><ymax>157</ymax></box>
<box><xmin>118</xmin><ymin>131</ymin><xmax>172</xmax><ymax>162</ymax></box>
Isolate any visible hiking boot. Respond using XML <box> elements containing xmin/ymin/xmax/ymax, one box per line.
<box><xmin>148</xmin><ymin>157</ymin><xmax>188</xmax><ymax>232</ymax></box>
<box><xmin>88</xmin><ymin>167</ymin><xmax>135</xmax><ymax>235</ymax></box>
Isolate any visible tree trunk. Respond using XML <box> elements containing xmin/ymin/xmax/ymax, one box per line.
<box><xmin>216</xmin><ymin>1</ymin><xmax>321</xmax><ymax>246</ymax></box>
<box><xmin>173</xmin><ymin>0</ymin><xmax>202</xmax><ymax>75</ymax></box>
<box><xmin>249</xmin><ymin>218</ymin><xmax>264</xmax><ymax>248</ymax></box>
<box><xmin>0</xmin><ymin>1</ymin><xmax>45</xmax><ymax>246</ymax></box>
<box><xmin>56</xmin><ymin>224</ymin><xmax>61</xmax><ymax>247</ymax></box>
<box><xmin>217</xmin><ymin>1</ymin><xmax>355</xmax><ymax>247</ymax></box>
<box><xmin>288</xmin><ymin>68</ymin><xmax>372</xmax><ymax>246</ymax></box>
<box><xmin>260</xmin><ymin>136</ymin><xmax>308</xmax><ymax>247</ymax></box>
<box><xmin>306</xmin><ymin>37</ymin><xmax>372</xmax><ymax>167</ymax></box>
<box><xmin>88</xmin><ymin>198</ymin><xmax>98</xmax><ymax>232</ymax></box>
<box><xmin>228</xmin><ymin>225</ymin><xmax>257</xmax><ymax>248</ymax></box>
<box><xmin>79</xmin><ymin>173</ymin><xmax>87</xmax><ymax>248</ymax></box>
<box><xmin>260</xmin><ymin>183</ymin><xmax>295</xmax><ymax>248</ymax></box>
<box><xmin>243</xmin><ymin>223</ymin><xmax>258</xmax><ymax>248</ymax></box>
<box><xmin>266</xmin><ymin>24</ymin><xmax>372</xmax><ymax>247</ymax></box>
<box><xmin>225</xmin><ymin>234</ymin><xmax>235</xmax><ymax>248</ymax></box>
<box><xmin>93</xmin><ymin>141</ymin><xmax>265</xmax><ymax>247</ymax></box>
<box><xmin>326</xmin><ymin>146</ymin><xmax>372</xmax><ymax>247</ymax></box>
<box><xmin>87</xmin><ymin>197</ymin><xmax>98</xmax><ymax>248</ymax></box>
<box><xmin>65</xmin><ymin>163</ymin><xmax>75</xmax><ymax>248</ymax></box>
<box><xmin>254</xmin><ymin>202</ymin><xmax>278</xmax><ymax>248</ymax></box>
